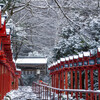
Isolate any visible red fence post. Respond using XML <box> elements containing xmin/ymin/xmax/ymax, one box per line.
<box><xmin>90</xmin><ymin>68</ymin><xmax>94</xmax><ymax>100</ymax></box>
<box><xmin>71</xmin><ymin>70</ymin><xmax>73</xmax><ymax>96</ymax></box>
<box><xmin>85</xmin><ymin>69</ymin><xmax>88</xmax><ymax>100</ymax></box>
<box><xmin>98</xmin><ymin>68</ymin><xmax>100</xmax><ymax>99</ymax></box>
<box><xmin>56</xmin><ymin>73</ymin><xmax>59</xmax><ymax>93</ymax></box>
<box><xmin>79</xmin><ymin>70</ymin><xmax>82</xmax><ymax>98</ymax></box>
<box><xmin>65</xmin><ymin>70</ymin><xmax>68</xmax><ymax>94</ymax></box>
<box><xmin>61</xmin><ymin>71</ymin><xmax>64</xmax><ymax>90</ymax></box>
<box><xmin>0</xmin><ymin>64</ymin><xmax>3</xmax><ymax>100</ymax></box>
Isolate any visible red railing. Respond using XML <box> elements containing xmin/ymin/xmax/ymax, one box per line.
<box><xmin>32</xmin><ymin>81</ymin><xmax>100</xmax><ymax>100</ymax></box>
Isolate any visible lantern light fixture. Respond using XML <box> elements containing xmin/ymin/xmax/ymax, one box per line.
<box><xmin>0</xmin><ymin>6</ymin><xmax>1</xmax><ymax>12</ymax></box>
<box><xmin>78</xmin><ymin>53</ymin><xmax>83</xmax><ymax>58</ymax></box>
<box><xmin>1</xmin><ymin>16</ymin><xmax>5</xmax><ymax>25</ymax></box>
<box><xmin>65</xmin><ymin>57</ymin><xmax>69</xmax><ymax>61</ymax></box>
<box><xmin>69</xmin><ymin>56</ymin><xmax>73</xmax><ymax>60</ymax></box>
<box><xmin>6</xmin><ymin>25</ymin><xmax>11</xmax><ymax>35</ymax></box>
<box><xmin>90</xmin><ymin>48</ymin><xmax>97</xmax><ymax>56</ymax></box>
<box><xmin>73</xmin><ymin>55</ymin><xmax>78</xmax><ymax>59</ymax></box>
<box><xmin>60</xmin><ymin>58</ymin><xmax>65</xmax><ymax>61</ymax></box>
<box><xmin>83</xmin><ymin>51</ymin><xmax>90</xmax><ymax>57</ymax></box>
<box><xmin>98</xmin><ymin>47</ymin><xmax>100</xmax><ymax>52</ymax></box>
<box><xmin>1</xmin><ymin>15</ymin><xmax>8</xmax><ymax>25</ymax></box>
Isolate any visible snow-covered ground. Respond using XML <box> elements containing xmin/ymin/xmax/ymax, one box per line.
<box><xmin>5</xmin><ymin>86</ymin><xmax>39</xmax><ymax>100</ymax></box>
<box><xmin>5</xmin><ymin>86</ymin><xmax>85</xmax><ymax>100</ymax></box>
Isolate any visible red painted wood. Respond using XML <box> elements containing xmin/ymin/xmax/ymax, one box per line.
<box><xmin>60</xmin><ymin>72</ymin><xmax>62</xmax><ymax>89</ymax></box>
<box><xmin>75</xmin><ymin>70</ymin><xmax>78</xmax><ymax>98</ymax></box>
<box><xmin>0</xmin><ymin>11</ymin><xmax>1</xmax><ymax>28</ymax></box>
<box><xmin>85</xmin><ymin>70</ymin><xmax>88</xmax><ymax>100</ymax></box>
<box><xmin>71</xmin><ymin>70</ymin><xmax>73</xmax><ymax>96</ymax></box>
<box><xmin>52</xmin><ymin>75</ymin><xmax>53</xmax><ymax>87</ymax></box>
<box><xmin>98</xmin><ymin>68</ymin><xmax>100</xmax><ymax>99</ymax></box>
<box><xmin>65</xmin><ymin>71</ymin><xmax>68</xmax><ymax>95</ymax></box>
<box><xmin>61</xmin><ymin>72</ymin><xmax>64</xmax><ymax>89</ymax></box>
<box><xmin>56</xmin><ymin>73</ymin><xmax>58</xmax><ymax>93</ymax></box>
<box><xmin>0</xmin><ymin>64</ymin><xmax>2</xmax><ymax>100</ymax></box>
<box><xmin>79</xmin><ymin>70</ymin><xmax>82</xmax><ymax>98</ymax></box>
<box><xmin>90</xmin><ymin>69</ymin><xmax>94</xmax><ymax>100</ymax></box>
<box><xmin>75</xmin><ymin>70</ymin><xmax>77</xmax><ymax>89</ymax></box>
<box><xmin>65</xmin><ymin>71</ymin><xmax>68</xmax><ymax>89</ymax></box>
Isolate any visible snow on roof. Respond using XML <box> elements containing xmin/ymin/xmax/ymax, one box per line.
<box><xmin>16</xmin><ymin>68</ymin><xmax>21</xmax><ymax>71</ymax></box>
<box><xmin>16</xmin><ymin>58</ymin><xmax>47</xmax><ymax>64</ymax></box>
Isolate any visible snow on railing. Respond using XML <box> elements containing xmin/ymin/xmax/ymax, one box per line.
<box><xmin>32</xmin><ymin>81</ymin><xmax>100</xmax><ymax>100</ymax></box>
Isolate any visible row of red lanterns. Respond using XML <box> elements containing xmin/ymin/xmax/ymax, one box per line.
<box><xmin>0</xmin><ymin>5</ymin><xmax>21</xmax><ymax>100</ymax></box>
<box><xmin>49</xmin><ymin>48</ymin><xmax>100</xmax><ymax>72</ymax></box>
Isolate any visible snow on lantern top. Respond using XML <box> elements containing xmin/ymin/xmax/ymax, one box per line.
<box><xmin>6</xmin><ymin>25</ymin><xmax>11</xmax><ymax>35</ymax></box>
<box><xmin>73</xmin><ymin>55</ymin><xmax>78</xmax><ymax>59</ymax></box>
<box><xmin>78</xmin><ymin>53</ymin><xmax>83</xmax><ymax>58</ymax></box>
<box><xmin>83</xmin><ymin>52</ymin><xmax>90</xmax><ymax>57</ymax></box>
<box><xmin>65</xmin><ymin>57</ymin><xmax>69</xmax><ymax>61</ymax></box>
<box><xmin>57</xmin><ymin>60</ymin><xmax>60</xmax><ymax>63</ymax></box>
<box><xmin>60</xmin><ymin>58</ymin><xmax>65</xmax><ymax>62</ymax></box>
<box><xmin>69</xmin><ymin>56</ymin><xmax>73</xmax><ymax>60</ymax></box>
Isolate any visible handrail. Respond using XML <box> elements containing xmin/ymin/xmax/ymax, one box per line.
<box><xmin>33</xmin><ymin>81</ymin><xmax>100</xmax><ymax>94</ymax></box>
<box><xmin>32</xmin><ymin>81</ymin><xmax>100</xmax><ymax>100</ymax></box>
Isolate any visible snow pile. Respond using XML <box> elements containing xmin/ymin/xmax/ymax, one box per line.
<box><xmin>5</xmin><ymin>86</ymin><xmax>39</xmax><ymax>100</ymax></box>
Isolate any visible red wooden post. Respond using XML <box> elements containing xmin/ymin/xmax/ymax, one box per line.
<box><xmin>97</xmin><ymin>47</ymin><xmax>100</xmax><ymax>99</ymax></box>
<box><xmin>0</xmin><ymin>64</ymin><xmax>3</xmax><ymax>100</ymax></box>
<box><xmin>60</xmin><ymin>72</ymin><xmax>62</xmax><ymax>89</ymax></box>
<box><xmin>78</xmin><ymin>53</ymin><xmax>84</xmax><ymax>98</ymax></box>
<box><xmin>90</xmin><ymin>69</ymin><xmax>94</xmax><ymax>100</ymax></box>
<box><xmin>0</xmin><ymin>6</ymin><xmax>1</xmax><ymax>28</ymax></box>
<box><xmin>85</xmin><ymin>69</ymin><xmax>88</xmax><ymax>100</ymax></box>
<box><xmin>60</xmin><ymin>58</ymin><xmax>65</xmax><ymax>90</ymax></box>
<box><xmin>65</xmin><ymin>71</ymin><xmax>68</xmax><ymax>94</ymax></box>
<box><xmin>61</xmin><ymin>71</ymin><xmax>64</xmax><ymax>89</ymax></box>
<box><xmin>75</xmin><ymin>70</ymin><xmax>77</xmax><ymax>89</ymax></box>
<box><xmin>70</xmin><ymin>70</ymin><xmax>73</xmax><ymax>96</ymax></box>
<box><xmin>83</xmin><ymin>52</ymin><xmax>90</xmax><ymax>100</ymax></box>
<box><xmin>69</xmin><ymin>56</ymin><xmax>73</xmax><ymax>96</ymax></box>
<box><xmin>65</xmin><ymin>57</ymin><xmax>69</xmax><ymax>92</ymax></box>
<box><xmin>52</xmin><ymin>75</ymin><xmax>53</xmax><ymax>87</ymax></box>
<box><xmin>98</xmin><ymin>68</ymin><xmax>100</xmax><ymax>90</ymax></box>
<box><xmin>73</xmin><ymin>55</ymin><xmax>78</xmax><ymax>93</ymax></box>
<box><xmin>57</xmin><ymin>60</ymin><xmax>60</xmax><ymax>88</ymax></box>
<box><xmin>79</xmin><ymin>70</ymin><xmax>82</xmax><ymax>98</ymax></box>
<box><xmin>54</xmin><ymin>74</ymin><xmax>55</xmax><ymax>88</ymax></box>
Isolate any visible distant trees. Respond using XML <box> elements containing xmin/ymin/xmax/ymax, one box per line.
<box><xmin>52</xmin><ymin>0</ymin><xmax>100</xmax><ymax>60</ymax></box>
